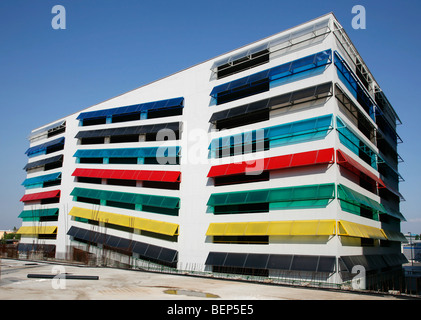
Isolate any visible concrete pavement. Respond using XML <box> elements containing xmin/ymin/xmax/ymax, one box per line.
<box><xmin>0</xmin><ymin>258</ymin><xmax>411</xmax><ymax>300</ymax></box>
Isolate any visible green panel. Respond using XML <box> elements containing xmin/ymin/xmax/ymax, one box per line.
<box><xmin>207</xmin><ymin>183</ymin><xmax>335</xmax><ymax>207</ymax></box>
<box><xmin>269</xmin><ymin>199</ymin><xmax>331</xmax><ymax>210</ymax></box>
<box><xmin>336</xmin><ymin>116</ymin><xmax>377</xmax><ymax>169</ymax></box>
<box><xmin>70</xmin><ymin>187</ymin><xmax>179</xmax><ymax>209</ymax></box>
<box><xmin>19</xmin><ymin>208</ymin><xmax>59</xmax><ymax>219</ymax></box>
<box><xmin>337</xmin><ymin>184</ymin><xmax>385</xmax><ymax>213</ymax></box>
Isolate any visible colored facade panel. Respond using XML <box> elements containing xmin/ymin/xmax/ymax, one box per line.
<box><xmin>17</xmin><ymin>14</ymin><xmax>405</xmax><ymax>289</ymax></box>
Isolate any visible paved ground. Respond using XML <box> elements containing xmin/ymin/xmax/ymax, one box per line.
<box><xmin>0</xmin><ymin>258</ymin><xmax>412</xmax><ymax>300</ymax></box>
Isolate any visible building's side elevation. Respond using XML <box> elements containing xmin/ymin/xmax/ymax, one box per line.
<box><xmin>17</xmin><ymin>13</ymin><xmax>407</xmax><ymax>287</ymax></box>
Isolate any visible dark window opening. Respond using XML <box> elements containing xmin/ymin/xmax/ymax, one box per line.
<box><xmin>106</xmin><ymin>200</ymin><xmax>136</xmax><ymax>211</ymax></box>
<box><xmin>356</xmin><ymin>90</ymin><xmax>372</xmax><ymax>117</ymax></box>
<box><xmin>215</xmin><ymin>140</ymin><xmax>269</xmax><ymax>159</ymax></box>
<box><xmin>142</xmin><ymin>205</ymin><xmax>179</xmax><ymax>216</ymax></box>
<box><xmin>43</xmin><ymin>179</ymin><xmax>61</xmax><ymax>188</ymax></box>
<box><xmin>140</xmin><ymin>230</ymin><xmax>178</xmax><ymax>242</ymax></box>
<box><xmin>81</xmin><ymin>137</ymin><xmax>105</xmax><ymax>145</ymax></box>
<box><xmin>82</xmin><ymin>118</ymin><xmax>107</xmax><ymax>126</ymax></box>
<box><xmin>38</xmin><ymin>234</ymin><xmax>57</xmax><ymax>240</ymax></box>
<box><xmin>46</xmin><ymin>144</ymin><xmax>64</xmax><ymax>155</ymax></box>
<box><xmin>215</xmin><ymin>109</ymin><xmax>270</xmax><ymax>130</ymax></box>
<box><xmin>355</xmin><ymin>60</ymin><xmax>370</xmax><ymax>91</ymax></box>
<box><xmin>143</xmin><ymin>157</ymin><xmax>180</xmax><ymax>165</ymax></box>
<box><xmin>110</xmin><ymin>135</ymin><xmax>139</xmax><ymax>144</ymax></box>
<box><xmin>145</xmin><ymin>130</ymin><xmax>180</xmax><ymax>142</ymax></box>
<box><xmin>358</xmin><ymin>141</ymin><xmax>372</xmax><ymax>167</ymax></box>
<box><xmin>359</xmin><ymin>176</ymin><xmax>377</xmax><ymax>194</ymax></box>
<box><xmin>217</xmin><ymin>49</ymin><xmax>270</xmax><ymax>79</ymax></box>
<box><xmin>107</xmin><ymin>179</ymin><xmax>137</xmax><ymax>187</ymax></box>
<box><xmin>142</xmin><ymin>181</ymin><xmax>180</xmax><ymax>190</ymax></box>
<box><xmin>47</xmin><ymin>126</ymin><xmax>65</xmax><ymax>138</ymax></box>
<box><xmin>77</xmin><ymin>177</ymin><xmax>102</xmax><ymax>184</ymax></box>
<box><xmin>44</xmin><ymin>160</ymin><xmax>63</xmax><ymax>171</ymax></box>
<box><xmin>108</xmin><ymin>157</ymin><xmax>138</xmax><ymax>164</ymax></box>
<box><xmin>360</xmin><ymin>206</ymin><xmax>375</xmax><ymax>220</ymax></box>
<box><xmin>79</xmin><ymin>157</ymin><xmax>103</xmax><ymax>164</ymax></box>
<box><xmin>213</xmin><ymin>235</ymin><xmax>269</xmax><ymax>244</ymax></box>
<box><xmin>214</xmin><ymin>171</ymin><xmax>270</xmax><ymax>186</ymax></box>
<box><xmin>212</xmin><ymin>266</ymin><xmax>269</xmax><ymax>277</ymax></box>
<box><xmin>75</xmin><ymin>196</ymin><xmax>100</xmax><ymax>205</ymax></box>
<box><xmin>41</xmin><ymin>197</ymin><xmax>60</xmax><ymax>205</ymax></box>
<box><xmin>111</xmin><ymin>113</ymin><xmax>140</xmax><ymax>123</ymax></box>
<box><xmin>39</xmin><ymin>215</ymin><xmax>59</xmax><ymax>222</ymax></box>
<box><xmin>214</xmin><ymin>202</ymin><xmax>269</xmax><ymax>215</ymax></box>
<box><xmin>361</xmin><ymin>238</ymin><xmax>375</xmax><ymax>247</ymax></box>
<box><xmin>216</xmin><ymin>82</ymin><xmax>270</xmax><ymax>105</ymax></box>
<box><xmin>147</xmin><ymin>107</ymin><xmax>183</xmax><ymax>119</ymax></box>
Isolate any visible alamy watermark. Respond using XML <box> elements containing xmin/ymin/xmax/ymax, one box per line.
<box><xmin>51</xmin><ymin>265</ymin><xmax>66</xmax><ymax>289</ymax></box>
<box><xmin>352</xmin><ymin>5</ymin><xmax>366</xmax><ymax>30</ymax></box>
<box><xmin>51</xmin><ymin>5</ymin><xmax>66</xmax><ymax>30</ymax></box>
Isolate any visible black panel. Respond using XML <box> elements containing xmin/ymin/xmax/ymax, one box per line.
<box><xmin>75</xmin><ymin>122</ymin><xmax>181</xmax><ymax>139</ymax></box>
<box><xmin>267</xmin><ymin>254</ymin><xmax>293</xmax><ymax>270</ymax></box>
<box><xmin>68</xmin><ymin>226</ymin><xmax>178</xmax><ymax>266</ymax></box>
<box><xmin>317</xmin><ymin>256</ymin><xmax>336</xmax><ymax>273</ymax></box>
<box><xmin>24</xmin><ymin>155</ymin><xmax>63</xmax><ymax>170</ymax></box>
<box><xmin>224</xmin><ymin>253</ymin><xmax>247</xmax><ymax>267</ymax></box>
<box><xmin>205</xmin><ymin>252</ymin><xmax>228</xmax><ymax>266</ymax></box>
<box><xmin>244</xmin><ymin>253</ymin><xmax>269</xmax><ymax>269</ymax></box>
<box><xmin>158</xmin><ymin>247</ymin><xmax>178</xmax><ymax>263</ymax></box>
<box><xmin>132</xmin><ymin>241</ymin><xmax>148</xmax><ymax>256</ymax></box>
<box><xmin>144</xmin><ymin>245</ymin><xmax>162</xmax><ymax>260</ymax></box>
<box><xmin>290</xmin><ymin>255</ymin><xmax>319</xmax><ymax>272</ymax></box>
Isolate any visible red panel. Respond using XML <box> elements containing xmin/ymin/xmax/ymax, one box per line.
<box><xmin>72</xmin><ymin>168</ymin><xmax>180</xmax><ymax>182</ymax></box>
<box><xmin>20</xmin><ymin>190</ymin><xmax>60</xmax><ymax>202</ymax></box>
<box><xmin>290</xmin><ymin>150</ymin><xmax>318</xmax><ymax>167</ymax></box>
<box><xmin>225</xmin><ymin>162</ymin><xmax>249</xmax><ymax>176</ymax></box>
<box><xmin>316</xmin><ymin>148</ymin><xmax>335</xmax><ymax>163</ymax></box>
<box><xmin>162</xmin><ymin>171</ymin><xmax>181</xmax><ymax>182</ymax></box>
<box><xmin>207</xmin><ymin>164</ymin><xmax>229</xmax><ymax>178</ymax></box>
<box><xmin>207</xmin><ymin>148</ymin><xmax>335</xmax><ymax>178</ymax></box>
<box><xmin>265</xmin><ymin>154</ymin><xmax>292</xmax><ymax>171</ymax></box>
<box><xmin>336</xmin><ymin>149</ymin><xmax>385</xmax><ymax>188</ymax></box>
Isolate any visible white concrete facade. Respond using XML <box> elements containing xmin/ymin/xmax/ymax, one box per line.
<box><xmin>18</xmin><ymin>13</ymin><xmax>406</xmax><ymax>286</ymax></box>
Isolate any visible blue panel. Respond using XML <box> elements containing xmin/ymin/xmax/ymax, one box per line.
<box><xmin>210</xmin><ymin>49</ymin><xmax>332</xmax><ymax>98</ymax></box>
<box><xmin>74</xmin><ymin>146</ymin><xmax>180</xmax><ymax>158</ymax></box>
<box><xmin>22</xmin><ymin>172</ymin><xmax>62</xmax><ymax>187</ymax></box>
<box><xmin>333</xmin><ymin>51</ymin><xmax>375</xmax><ymax>121</ymax></box>
<box><xmin>76</xmin><ymin>97</ymin><xmax>184</xmax><ymax>120</ymax></box>
<box><xmin>25</xmin><ymin>137</ymin><xmax>65</xmax><ymax>156</ymax></box>
<box><xmin>208</xmin><ymin>115</ymin><xmax>333</xmax><ymax>156</ymax></box>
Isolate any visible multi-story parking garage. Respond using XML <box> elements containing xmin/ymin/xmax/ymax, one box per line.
<box><xmin>17</xmin><ymin>13</ymin><xmax>407</xmax><ymax>287</ymax></box>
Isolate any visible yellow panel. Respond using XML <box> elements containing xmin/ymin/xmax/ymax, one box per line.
<box><xmin>290</xmin><ymin>220</ymin><xmax>319</xmax><ymax>235</ymax></box>
<box><xmin>267</xmin><ymin>221</ymin><xmax>293</xmax><ymax>235</ymax></box>
<box><xmin>17</xmin><ymin>226</ymin><xmax>57</xmax><ymax>235</ymax></box>
<box><xmin>225</xmin><ymin>222</ymin><xmax>248</xmax><ymax>236</ymax></box>
<box><xmin>206</xmin><ymin>223</ymin><xmax>227</xmax><ymax>236</ymax></box>
<box><xmin>315</xmin><ymin>220</ymin><xmax>336</xmax><ymax>235</ymax></box>
<box><xmin>287</xmin><ymin>220</ymin><xmax>335</xmax><ymax>236</ymax></box>
<box><xmin>69</xmin><ymin>206</ymin><xmax>93</xmax><ymax>220</ymax></box>
<box><xmin>245</xmin><ymin>222</ymin><xmax>270</xmax><ymax>235</ymax></box>
<box><xmin>69</xmin><ymin>206</ymin><xmax>178</xmax><ymax>236</ymax></box>
<box><xmin>339</xmin><ymin>220</ymin><xmax>386</xmax><ymax>240</ymax></box>
<box><xmin>207</xmin><ymin>220</ymin><xmax>336</xmax><ymax>237</ymax></box>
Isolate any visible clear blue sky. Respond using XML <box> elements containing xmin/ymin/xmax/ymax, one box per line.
<box><xmin>0</xmin><ymin>0</ymin><xmax>420</xmax><ymax>235</ymax></box>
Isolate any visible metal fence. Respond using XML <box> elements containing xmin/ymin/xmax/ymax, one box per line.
<box><xmin>1</xmin><ymin>244</ymin><xmax>420</xmax><ymax>297</ymax></box>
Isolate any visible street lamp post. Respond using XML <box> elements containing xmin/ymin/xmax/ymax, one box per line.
<box><xmin>408</xmin><ymin>232</ymin><xmax>414</xmax><ymax>267</ymax></box>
